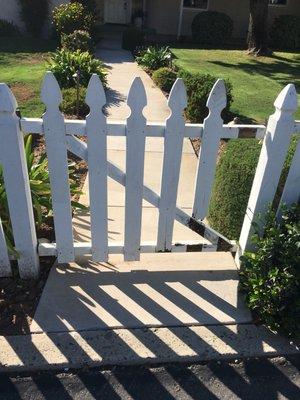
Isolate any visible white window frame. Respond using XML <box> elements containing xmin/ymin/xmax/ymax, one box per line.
<box><xmin>268</xmin><ymin>0</ymin><xmax>288</xmax><ymax>7</ymax></box>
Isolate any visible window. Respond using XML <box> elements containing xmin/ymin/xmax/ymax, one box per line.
<box><xmin>183</xmin><ymin>0</ymin><xmax>208</xmax><ymax>9</ymax></box>
<box><xmin>269</xmin><ymin>0</ymin><xmax>287</xmax><ymax>5</ymax></box>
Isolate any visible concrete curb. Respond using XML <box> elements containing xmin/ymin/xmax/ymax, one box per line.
<box><xmin>1</xmin><ymin>324</ymin><xmax>299</xmax><ymax>373</ymax></box>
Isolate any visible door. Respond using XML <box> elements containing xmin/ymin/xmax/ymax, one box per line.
<box><xmin>104</xmin><ymin>0</ymin><xmax>131</xmax><ymax>24</ymax></box>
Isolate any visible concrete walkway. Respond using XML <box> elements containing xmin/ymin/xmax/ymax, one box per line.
<box><xmin>31</xmin><ymin>41</ymin><xmax>251</xmax><ymax>338</ymax></box>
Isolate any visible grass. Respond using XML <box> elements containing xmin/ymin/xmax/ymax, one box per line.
<box><xmin>171</xmin><ymin>48</ymin><xmax>300</xmax><ymax>123</ymax></box>
<box><xmin>0</xmin><ymin>37</ymin><xmax>56</xmax><ymax>117</ymax></box>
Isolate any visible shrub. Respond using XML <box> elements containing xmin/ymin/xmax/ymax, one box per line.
<box><xmin>270</xmin><ymin>15</ymin><xmax>300</xmax><ymax>50</ymax></box>
<box><xmin>48</xmin><ymin>49</ymin><xmax>107</xmax><ymax>88</ymax></box>
<box><xmin>208</xmin><ymin>139</ymin><xmax>261</xmax><ymax>240</ymax></box>
<box><xmin>0</xmin><ymin>20</ymin><xmax>20</xmax><ymax>37</ymax></box>
<box><xmin>52</xmin><ymin>2</ymin><xmax>95</xmax><ymax>36</ymax></box>
<box><xmin>152</xmin><ymin>67</ymin><xmax>177</xmax><ymax>93</ymax></box>
<box><xmin>0</xmin><ymin>135</ymin><xmax>86</xmax><ymax>254</ymax></box>
<box><xmin>71</xmin><ymin>0</ymin><xmax>97</xmax><ymax>13</ymax></box>
<box><xmin>61</xmin><ymin>86</ymin><xmax>89</xmax><ymax>117</ymax></box>
<box><xmin>18</xmin><ymin>0</ymin><xmax>48</xmax><ymax>36</ymax></box>
<box><xmin>191</xmin><ymin>11</ymin><xmax>233</xmax><ymax>45</ymax></box>
<box><xmin>136</xmin><ymin>46</ymin><xmax>172</xmax><ymax>71</ymax></box>
<box><xmin>240</xmin><ymin>204</ymin><xmax>300</xmax><ymax>338</ymax></box>
<box><xmin>208</xmin><ymin>138</ymin><xmax>297</xmax><ymax>241</ymax></box>
<box><xmin>61</xmin><ymin>30</ymin><xmax>92</xmax><ymax>52</ymax></box>
<box><xmin>122</xmin><ymin>27</ymin><xmax>145</xmax><ymax>51</ymax></box>
<box><xmin>178</xmin><ymin>70</ymin><xmax>233</xmax><ymax>122</ymax></box>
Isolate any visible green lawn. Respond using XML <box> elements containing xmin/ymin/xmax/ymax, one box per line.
<box><xmin>172</xmin><ymin>48</ymin><xmax>300</xmax><ymax>123</ymax></box>
<box><xmin>0</xmin><ymin>38</ymin><xmax>56</xmax><ymax>117</ymax></box>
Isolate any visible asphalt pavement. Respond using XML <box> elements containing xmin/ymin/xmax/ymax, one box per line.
<box><xmin>1</xmin><ymin>357</ymin><xmax>300</xmax><ymax>400</ymax></box>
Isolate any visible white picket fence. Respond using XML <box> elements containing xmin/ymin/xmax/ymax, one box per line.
<box><xmin>0</xmin><ymin>72</ymin><xmax>299</xmax><ymax>279</ymax></box>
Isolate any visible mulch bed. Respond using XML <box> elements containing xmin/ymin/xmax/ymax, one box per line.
<box><xmin>0</xmin><ymin>125</ymin><xmax>88</xmax><ymax>337</ymax></box>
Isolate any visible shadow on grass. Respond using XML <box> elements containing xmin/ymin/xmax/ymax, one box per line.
<box><xmin>0</xmin><ymin>37</ymin><xmax>57</xmax><ymax>54</ymax></box>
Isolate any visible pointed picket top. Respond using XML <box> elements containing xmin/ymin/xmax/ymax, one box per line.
<box><xmin>127</xmin><ymin>77</ymin><xmax>147</xmax><ymax>117</ymax></box>
<box><xmin>274</xmin><ymin>84</ymin><xmax>298</xmax><ymax>114</ymax></box>
<box><xmin>206</xmin><ymin>79</ymin><xmax>227</xmax><ymax>115</ymax></box>
<box><xmin>167</xmin><ymin>78</ymin><xmax>187</xmax><ymax>116</ymax></box>
<box><xmin>0</xmin><ymin>83</ymin><xmax>18</xmax><ymax>113</ymax></box>
<box><xmin>41</xmin><ymin>72</ymin><xmax>62</xmax><ymax>109</ymax></box>
<box><xmin>85</xmin><ymin>73</ymin><xmax>106</xmax><ymax>111</ymax></box>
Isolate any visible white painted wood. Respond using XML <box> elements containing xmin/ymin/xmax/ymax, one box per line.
<box><xmin>39</xmin><ymin>240</ymin><xmax>238</xmax><ymax>258</ymax></box>
<box><xmin>0</xmin><ymin>84</ymin><xmax>39</xmax><ymax>278</ymax></box>
<box><xmin>66</xmin><ymin>133</ymin><xmax>233</xmax><ymax>248</ymax></box>
<box><xmin>193</xmin><ymin>80</ymin><xmax>227</xmax><ymax>221</ymax></box>
<box><xmin>0</xmin><ymin>217</ymin><xmax>11</xmax><ymax>277</ymax></box>
<box><xmin>238</xmin><ymin>84</ymin><xmax>298</xmax><ymax>256</ymax></box>
<box><xmin>85</xmin><ymin>74</ymin><xmax>108</xmax><ymax>262</ymax></box>
<box><xmin>124</xmin><ymin>78</ymin><xmax>147</xmax><ymax>261</ymax></box>
<box><xmin>41</xmin><ymin>72</ymin><xmax>74</xmax><ymax>263</ymax></box>
<box><xmin>157</xmin><ymin>79</ymin><xmax>187</xmax><ymax>251</ymax></box>
<box><xmin>277</xmin><ymin>137</ymin><xmax>300</xmax><ymax>214</ymax></box>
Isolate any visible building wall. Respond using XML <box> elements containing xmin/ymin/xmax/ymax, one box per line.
<box><xmin>181</xmin><ymin>0</ymin><xmax>300</xmax><ymax>39</ymax></box>
<box><xmin>146</xmin><ymin>0</ymin><xmax>181</xmax><ymax>36</ymax></box>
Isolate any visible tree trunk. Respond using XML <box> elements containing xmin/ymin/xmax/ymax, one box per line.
<box><xmin>247</xmin><ymin>0</ymin><xmax>272</xmax><ymax>56</ymax></box>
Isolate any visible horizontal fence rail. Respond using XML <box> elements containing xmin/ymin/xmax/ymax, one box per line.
<box><xmin>0</xmin><ymin>71</ymin><xmax>299</xmax><ymax>278</ymax></box>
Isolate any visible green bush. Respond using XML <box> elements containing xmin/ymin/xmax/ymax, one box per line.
<box><xmin>191</xmin><ymin>11</ymin><xmax>233</xmax><ymax>45</ymax></box>
<box><xmin>71</xmin><ymin>0</ymin><xmax>97</xmax><ymax>13</ymax></box>
<box><xmin>122</xmin><ymin>27</ymin><xmax>145</xmax><ymax>51</ymax></box>
<box><xmin>18</xmin><ymin>0</ymin><xmax>48</xmax><ymax>36</ymax></box>
<box><xmin>178</xmin><ymin>70</ymin><xmax>233</xmax><ymax>122</ymax></box>
<box><xmin>0</xmin><ymin>135</ymin><xmax>86</xmax><ymax>254</ymax></box>
<box><xmin>208</xmin><ymin>139</ymin><xmax>261</xmax><ymax>240</ymax></box>
<box><xmin>0</xmin><ymin>20</ymin><xmax>20</xmax><ymax>37</ymax></box>
<box><xmin>152</xmin><ymin>67</ymin><xmax>177</xmax><ymax>93</ymax></box>
<box><xmin>270</xmin><ymin>15</ymin><xmax>300</xmax><ymax>50</ymax></box>
<box><xmin>61</xmin><ymin>30</ymin><xmax>92</xmax><ymax>52</ymax></box>
<box><xmin>52</xmin><ymin>2</ymin><xmax>95</xmax><ymax>36</ymax></box>
<box><xmin>48</xmin><ymin>49</ymin><xmax>107</xmax><ymax>88</ymax></box>
<box><xmin>240</xmin><ymin>204</ymin><xmax>300</xmax><ymax>338</ymax></box>
<box><xmin>61</xmin><ymin>86</ymin><xmax>89</xmax><ymax>117</ymax></box>
<box><xmin>136</xmin><ymin>46</ymin><xmax>172</xmax><ymax>71</ymax></box>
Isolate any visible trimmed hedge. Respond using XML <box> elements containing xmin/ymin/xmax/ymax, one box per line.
<box><xmin>191</xmin><ymin>11</ymin><xmax>233</xmax><ymax>45</ymax></box>
<box><xmin>61</xmin><ymin>30</ymin><xmax>92</xmax><ymax>52</ymax></box>
<box><xmin>152</xmin><ymin>67</ymin><xmax>177</xmax><ymax>93</ymax></box>
<box><xmin>178</xmin><ymin>70</ymin><xmax>233</xmax><ymax>122</ymax></box>
<box><xmin>52</xmin><ymin>2</ymin><xmax>94</xmax><ymax>36</ymax></box>
<box><xmin>208</xmin><ymin>139</ymin><xmax>261</xmax><ymax>240</ymax></box>
<box><xmin>0</xmin><ymin>20</ymin><xmax>20</xmax><ymax>37</ymax></box>
<box><xmin>270</xmin><ymin>15</ymin><xmax>300</xmax><ymax>49</ymax></box>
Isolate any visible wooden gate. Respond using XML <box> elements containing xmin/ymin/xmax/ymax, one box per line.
<box><xmin>0</xmin><ymin>73</ymin><xmax>299</xmax><ymax>278</ymax></box>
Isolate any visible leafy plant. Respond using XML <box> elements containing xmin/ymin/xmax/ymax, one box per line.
<box><xmin>0</xmin><ymin>135</ymin><xmax>86</xmax><ymax>254</ymax></box>
<box><xmin>61</xmin><ymin>30</ymin><xmax>92</xmax><ymax>52</ymax></box>
<box><xmin>122</xmin><ymin>27</ymin><xmax>145</xmax><ymax>51</ymax></box>
<box><xmin>0</xmin><ymin>19</ymin><xmax>20</xmax><ymax>37</ymax></box>
<box><xmin>191</xmin><ymin>11</ymin><xmax>233</xmax><ymax>45</ymax></box>
<box><xmin>136</xmin><ymin>46</ymin><xmax>172</xmax><ymax>71</ymax></box>
<box><xmin>270</xmin><ymin>15</ymin><xmax>300</xmax><ymax>50</ymax></box>
<box><xmin>18</xmin><ymin>0</ymin><xmax>48</xmax><ymax>37</ymax></box>
<box><xmin>61</xmin><ymin>86</ymin><xmax>89</xmax><ymax>117</ymax></box>
<box><xmin>152</xmin><ymin>67</ymin><xmax>178</xmax><ymax>93</ymax></box>
<box><xmin>48</xmin><ymin>49</ymin><xmax>107</xmax><ymax>88</ymax></box>
<box><xmin>240</xmin><ymin>203</ymin><xmax>300</xmax><ymax>338</ymax></box>
<box><xmin>178</xmin><ymin>69</ymin><xmax>233</xmax><ymax>123</ymax></box>
<box><xmin>52</xmin><ymin>2</ymin><xmax>95</xmax><ymax>36</ymax></box>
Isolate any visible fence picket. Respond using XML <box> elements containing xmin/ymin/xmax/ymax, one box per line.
<box><xmin>124</xmin><ymin>78</ymin><xmax>147</xmax><ymax>261</ymax></box>
<box><xmin>157</xmin><ymin>79</ymin><xmax>187</xmax><ymax>251</ymax></box>
<box><xmin>41</xmin><ymin>72</ymin><xmax>74</xmax><ymax>263</ymax></box>
<box><xmin>85</xmin><ymin>74</ymin><xmax>108</xmax><ymax>262</ymax></box>
<box><xmin>0</xmin><ymin>84</ymin><xmax>39</xmax><ymax>278</ymax></box>
<box><xmin>238</xmin><ymin>84</ymin><xmax>298</xmax><ymax>257</ymax></box>
<box><xmin>0</xmin><ymin>218</ymin><xmax>10</xmax><ymax>277</ymax></box>
<box><xmin>277</xmin><ymin>137</ymin><xmax>300</xmax><ymax>215</ymax></box>
<box><xmin>192</xmin><ymin>80</ymin><xmax>226</xmax><ymax>221</ymax></box>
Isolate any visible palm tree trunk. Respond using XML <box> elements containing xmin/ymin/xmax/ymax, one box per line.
<box><xmin>247</xmin><ymin>0</ymin><xmax>272</xmax><ymax>56</ymax></box>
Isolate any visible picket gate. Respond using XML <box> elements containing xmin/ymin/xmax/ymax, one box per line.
<box><xmin>0</xmin><ymin>73</ymin><xmax>299</xmax><ymax>279</ymax></box>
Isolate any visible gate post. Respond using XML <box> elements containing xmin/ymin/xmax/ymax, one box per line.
<box><xmin>237</xmin><ymin>84</ymin><xmax>298</xmax><ymax>261</ymax></box>
<box><xmin>0</xmin><ymin>84</ymin><xmax>39</xmax><ymax>279</ymax></box>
